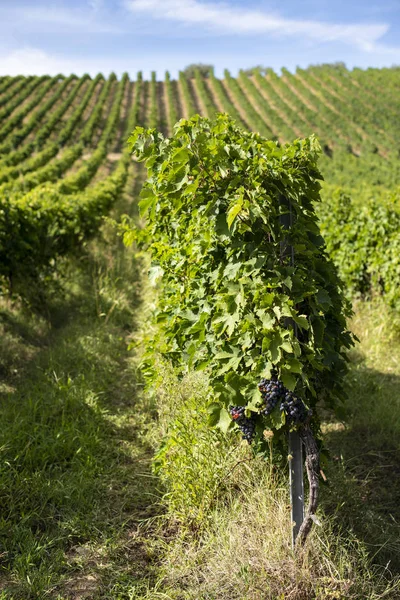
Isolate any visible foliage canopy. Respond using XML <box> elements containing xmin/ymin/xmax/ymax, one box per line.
<box><xmin>127</xmin><ymin>115</ymin><xmax>354</xmax><ymax>441</ymax></box>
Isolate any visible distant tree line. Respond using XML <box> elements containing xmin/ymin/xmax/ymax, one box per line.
<box><xmin>182</xmin><ymin>64</ymin><xmax>214</xmax><ymax>78</ymax></box>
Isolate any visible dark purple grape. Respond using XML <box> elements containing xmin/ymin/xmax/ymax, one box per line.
<box><xmin>229</xmin><ymin>405</ymin><xmax>256</xmax><ymax>443</ymax></box>
<box><xmin>258</xmin><ymin>376</ymin><xmax>310</xmax><ymax>425</ymax></box>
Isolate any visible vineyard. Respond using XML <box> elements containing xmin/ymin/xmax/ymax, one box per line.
<box><xmin>1</xmin><ymin>65</ymin><xmax>400</xmax><ymax>298</ymax></box>
<box><xmin>1</xmin><ymin>64</ymin><xmax>400</xmax><ymax>599</ymax></box>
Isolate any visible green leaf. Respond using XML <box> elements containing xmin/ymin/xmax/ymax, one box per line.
<box><xmin>280</xmin><ymin>370</ymin><xmax>297</xmax><ymax>391</ymax></box>
<box><xmin>268</xmin><ymin>331</ymin><xmax>283</xmax><ymax>363</ymax></box>
<box><xmin>292</xmin><ymin>314</ymin><xmax>309</xmax><ymax>330</ymax></box>
<box><xmin>171</xmin><ymin>147</ymin><xmax>190</xmax><ymax>164</ymax></box>
<box><xmin>227</xmin><ymin>196</ymin><xmax>243</xmax><ymax>229</ymax></box>
<box><xmin>260</xmin><ymin>362</ymin><xmax>273</xmax><ymax>379</ymax></box>
<box><xmin>311</xmin><ymin>318</ymin><xmax>325</xmax><ymax>346</ymax></box>
<box><xmin>282</xmin><ymin>275</ymin><xmax>292</xmax><ymax>290</ymax></box>
<box><xmin>270</xmin><ymin>404</ymin><xmax>285</xmax><ymax>430</ymax></box>
<box><xmin>207</xmin><ymin>402</ymin><xmax>222</xmax><ymax>426</ymax></box>
<box><xmin>246</xmin><ymin>384</ymin><xmax>262</xmax><ymax>410</ymax></box>
<box><xmin>138</xmin><ymin>188</ymin><xmax>156</xmax><ymax>216</ymax></box>
<box><xmin>217</xmin><ymin>407</ymin><xmax>232</xmax><ymax>433</ymax></box>
<box><xmin>214</xmin><ymin>312</ymin><xmax>240</xmax><ymax>336</ymax></box>
<box><xmin>273</xmin><ymin>306</ymin><xmax>281</xmax><ymax>320</ymax></box>
<box><xmin>316</xmin><ymin>288</ymin><xmax>332</xmax><ymax>310</ymax></box>
<box><xmin>285</xmin><ymin>357</ymin><xmax>303</xmax><ymax>373</ymax></box>
<box><xmin>281</xmin><ymin>340</ymin><xmax>293</xmax><ymax>353</ymax></box>
<box><xmin>257</xmin><ymin>309</ymin><xmax>275</xmax><ymax>330</ymax></box>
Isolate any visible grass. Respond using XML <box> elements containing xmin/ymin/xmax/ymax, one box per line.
<box><xmin>1</xmin><ymin>166</ymin><xmax>400</xmax><ymax>597</ymax></box>
<box><xmin>0</xmin><ymin>169</ymin><xmax>163</xmax><ymax>598</ymax></box>
<box><xmin>322</xmin><ymin>300</ymin><xmax>400</xmax><ymax>573</ymax></box>
<box><xmin>135</xmin><ymin>299</ymin><xmax>400</xmax><ymax>600</ymax></box>
<box><xmin>141</xmin><ymin>471</ymin><xmax>394</xmax><ymax>599</ymax></box>
<box><xmin>2</xmin><ymin>266</ymin><xmax>400</xmax><ymax>599</ymax></box>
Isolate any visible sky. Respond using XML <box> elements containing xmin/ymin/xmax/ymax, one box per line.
<box><xmin>0</xmin><ymin>0</ymin><xmax>399</xmax><ymax>78</ymax></box>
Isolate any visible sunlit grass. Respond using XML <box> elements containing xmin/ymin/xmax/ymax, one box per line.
<box><xmin>0</xmin><ymin>168</ymin><xmax>162</xmax><ymax>599</ymax></box>
<box><xmin>1</xmin><ymin>158</ymin><xmax>400</xmax><ymax>600</ymax></box>
<box><xmin>133</xmin><ymin>299</ymin><xmax>400</xmax><ymax>599</ymax></box>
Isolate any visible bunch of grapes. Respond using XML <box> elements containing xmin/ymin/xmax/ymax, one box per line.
<box><xmin>230</xmin><ymin>378</ymin><xmax>311</xmax><ymax>442</ymax></box>
<box><xmin>280</xmin><ymin>392</ymin><xmax>310</xmax><ymax>425</ymax></box>
<box><xmin>258</xmin><ymin>376</ymin><xmax>311</xmax><ymax>425</ymax></box>
<box><xmin>258</xmin><ymin>377</ymin><xmax>285</xmax><ymax>415</ymax></box>
<box><xmin>229</xmin><ymin>405</ymin><xmax>256</xmax><ymax>443</ymax></box>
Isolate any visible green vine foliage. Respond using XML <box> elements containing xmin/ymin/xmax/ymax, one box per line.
<box><xmin>318</xmin><ymin>186</ymin><xmax>400</xmax><ymax>306</ymax></box>
<box><xmin>0</xmin><ymin>157</ymin><xmax>129</xmax><ymax>288</ymax></box>
<box><xmin>127</xmin><ymin>114</ymin><xmax>354</xmax><ymax>441</ymax></box>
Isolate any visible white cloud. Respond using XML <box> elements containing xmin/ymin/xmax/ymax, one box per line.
<box><xmin>124</xmin><ymin>0</ymin><xmax>390</xmax><ymax>51</ymax></box>
<box><xmin>0</xmin><ymin>48</ymin><xmax>67</xmax><ymax>76</ymax></box>
<box><xmin>2</xmin><ymin>5</ymin><xmax>121</xmax><ymax>34</ymax></box>
<box><xmin>0</xmin><ymin>46</ymin><xmax>191</xmax><ymax>78</ymax></box>
<box><xmin>0</xmin><ymin>48</ymin><xmax>115</xmax><ymax>77</ymax></box>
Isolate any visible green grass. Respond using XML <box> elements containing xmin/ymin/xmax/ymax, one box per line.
<box><xmin>2</xmin><ymin>265</ymin><xmax>400</xmax><ymax>598</ymax></box>
<box><xmin>1</xmin><ymin>165</ymin><xmax>400</xmax><ymax>598</ymax></box>
<box><xmin>0</xmin><ymin>170</ymin><xmax>163</xmax><ymax>598</ymax></box>
<box><xmin>136</xmin><ymin>300</ymin><xmax>400</xmax><ymax>600</ymax></box>
<box><xmin>322</xmin><ymin>301</ymin><xmax>400</xmax><ymax>573</ymax></box>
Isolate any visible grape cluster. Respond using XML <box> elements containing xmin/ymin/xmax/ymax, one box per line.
<box><xmin>280</xmin><ymin>394</ymin><xmax>310</xmax><ymax>425</ymax></box>
<box><xmin>258</xmin><ymin>376</ymin><xmax>311</xmax><ymax>425</ymax></box>
<box><xmin>229</xmin><ymin>378</ymin><xmax>311</xmax><ymax>442</ymax></box>
<box><xmin>229</xmin><ymin>405</ymin><xmax>256</xmax><ymax>443</ymax></box>
<box><xmin>258</xmin><ymin>377</ymin><xmax>285</xmax><ymax>415</ymax></box>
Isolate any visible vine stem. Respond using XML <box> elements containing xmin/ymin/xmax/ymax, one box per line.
<box><xmin>296</xmin><ymin>424</ymin><xmax>320</xmax><ymax>547</ymax></box>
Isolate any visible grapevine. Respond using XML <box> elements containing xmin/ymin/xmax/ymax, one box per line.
<box><xmin>229</xmin><ymin>376</ymin><xmax>311</xmax><ymax>445</ymax></box>
<box><xmin>35</xmin><ymin>75</ymin><xmax>89</xmax><ymax>148</ymax></box>
<box><xmin>164</xmin><ymin>71</ymin><xmax>178</xmax><ymax>134</ymax></box>
<box><xmin>229</xmin><ymin>406</ymin><xmax>257</xmax><ymax>443</ymax></box>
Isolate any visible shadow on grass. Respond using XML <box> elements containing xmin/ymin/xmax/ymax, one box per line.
<box><xmin>321</xmin><ymin>363</ymin><xmax>400</xmax><ymax>577</ymax></box>
<box><xmin>0</xmin><ymin>226</ymin><xmax>161</xmax><ymax>598</ymax></box>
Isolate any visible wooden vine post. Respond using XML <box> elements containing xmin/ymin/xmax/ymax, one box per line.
<box><xmin>280</xmin><ymin>197</ymin><xmax>320</xmax><ymax>548</ymax></box>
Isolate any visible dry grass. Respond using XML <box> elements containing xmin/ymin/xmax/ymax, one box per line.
<box><xmin>135</xmin><ymin>299</ymin><xmax>400</xmax><ymax>600</ymax></box>
<box><xmin>142</xmin><ymin>465</ymin><xmax>398</xmax><ymax>599</ymax></box>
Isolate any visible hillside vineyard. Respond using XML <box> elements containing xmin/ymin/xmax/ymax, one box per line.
<box><xmin>0</xmin><ymin>65</ymin><xmax>399</xmax><ymax>300</ymax></box>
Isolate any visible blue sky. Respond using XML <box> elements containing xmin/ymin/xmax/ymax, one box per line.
<box><xmin>0</xmin><ymin>0</ymin><xmax>399</xmax><ymax>78</ymax></box>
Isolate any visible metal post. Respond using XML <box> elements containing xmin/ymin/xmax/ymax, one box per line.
<box><xmin>279</xmin><ymin>196</ymin><xmax>305</xmax><ymax>548</ymax></box>
<box><xmin>289</xmin><ymin>431</ymin><xmax>304</xmax><ymax>547</ymax></box>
